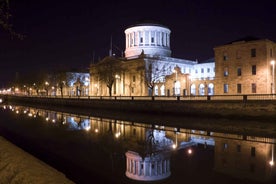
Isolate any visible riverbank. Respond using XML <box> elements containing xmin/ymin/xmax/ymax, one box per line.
<box><xmin>0</xmin><ymin>136</ymin><xmax>74</xmax><ymax>184</ymax></box>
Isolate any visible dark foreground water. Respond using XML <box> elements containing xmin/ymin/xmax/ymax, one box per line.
<box><xmin>0</xmin><ymin>103</ymin><xmax>275</xmax><ymax>184</ymax></box>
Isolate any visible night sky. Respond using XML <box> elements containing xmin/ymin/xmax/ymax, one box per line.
<box><xmin>1</xmin><ymin>0</ymin><xmax>276</xmax><ymax>87</ymax></box>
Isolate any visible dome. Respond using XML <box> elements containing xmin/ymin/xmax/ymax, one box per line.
<box><xmin>124</xmin><ymin>23</ymin><xmax>172</xmax><ymax>59</ymax></box>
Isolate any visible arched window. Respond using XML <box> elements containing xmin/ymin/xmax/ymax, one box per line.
<box><xmin>154</xmin><ymin>85</ymin><xmax>159</xmax><ymax>96</ymax></box>
<box><xmin>160</xmin><ymin>85</ymin><xmax>165</xmax><ymax>96</ymax></box>
<box><xmin>191</xmin><ymin>84</ymin><xmax>196</xmax><ymax>95</ymax></box>
<box><xmin>199</xmin><ymin>84</ymin><xmax>205</xmax><ymax>96</ymax></box>
<box><xmin>208</xmin><ymin>83</ymin><xmax>214</xmax><ymax>95</ymax></box>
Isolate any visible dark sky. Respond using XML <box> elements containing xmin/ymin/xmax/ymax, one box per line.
<box><xmin>1</xmin><ymin>0</ymin><xmax>276</xmax><ymax>87</ymax></box>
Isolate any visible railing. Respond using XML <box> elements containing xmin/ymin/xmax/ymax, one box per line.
<box><xmin>1</xmin><ymin>93</ymin><xmax>276</xmax><ymax>102</ymax></box>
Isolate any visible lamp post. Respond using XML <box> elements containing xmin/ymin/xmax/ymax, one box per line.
<box><xmin>271</xmin><ymin>60</ymin><xmax>275</xmax><ymax>94</ymax></box>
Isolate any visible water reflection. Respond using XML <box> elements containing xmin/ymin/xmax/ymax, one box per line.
<box><xmin>1</xmin><ymin>104</ymin><xmax>276</xmax><ymax>183</ymax></box>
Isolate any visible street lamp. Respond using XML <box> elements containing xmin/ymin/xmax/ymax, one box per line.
<box><xmin>173</xmin><ymin>69</ymin><xmax>178</xmax><ymax>81</ymax></box>
<box><xmin>271</xmin><ymin>60</ymin><xmax>275</xmax><ymax>94</ymax></box>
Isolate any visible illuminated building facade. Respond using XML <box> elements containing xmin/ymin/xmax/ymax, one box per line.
<box><xmin>90</xmin><ymin>23</ymin><xmax>215</xmax><ymax>96</ymax></box>
<box><xmin>214</xmin><ymin>37</ymin><xmax>276</xmax><ymax>95</ymax></box>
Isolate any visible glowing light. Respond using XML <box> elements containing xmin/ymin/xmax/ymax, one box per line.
<box><xmin>172</xmin><ymin>144</ymin><xmax>177</xmax><ymax>149</ymax></box>
<box><xmin>269</xmin><ymin>160</ymin><xmax>274</xmax><ymax>166</ymax></box>
<box><xmin>45</xmin><ymin>117</ymin><xmax>49</xmax><ymax>121</ymax></box>
<box><xmin>0</xmin><ymin>98</ymin><xmax>2</xmax><ymax>103</ymax></box>
<box><xmin>28</xmin><ymin>113</ymin><xmax>33</xmax><ymax>117</ymax></box>
<box><xmin>95</xmin><ymin>128</ymin><xmax>99</xmax><ymax>133</ymax></box>
<box><xmin>188</xmin><ymin>148</ymin><xmax>193</xmax><ymax>154</ymax></box>
<box><xmin>85</xmin><ymin>126</ymin><xmax>91</xmax><ymax>131</ymax></box>
<box><xmin>115</xmin><ymin>132</ymin><xmax>121</xmax><ymax>138</ymax></box>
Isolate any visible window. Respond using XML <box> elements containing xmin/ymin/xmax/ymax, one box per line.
<box><xmin>251</xmin><ymin>48</ymin><xmax>256</xmax><ymax>57</ymax></box>
<box><xmin>237</xmin><ymin>84</ymin><xmax>242</xmax><ymax>93</ymax></box>
<box><xmin>133</xmin><ymin>76</ymin><xmax>136</xmax><ymax>82</ymax></box>
<box><xmin>224</xmin><ymin>67</ymin><xmax>228</xmax><ymax>76</ymax></box>
<box><xmin>131</xmin><ymin>87</ymin><xmax>134</xmax><ymax>93</ymax></box>
<box><xmin>252</xmin><ymin>65</ymin><xmax>256</xmax><ymax>75</ymax></box>
<box><xmin>237</xmin><ymin>68</ymin><xmax>242</xmax><ymax>76</ymax></box>
<box><xmin>201</xmin><ymin>68</ymin><xmax>204</xmax><ymax>73</ymax></box>
<box><xmin>140</xmin><ymin>37</ymin><xmax>143</xmax><ymax>43</ymax></box>
<box><xmin>252</xmin><ymin>83</ymin><xmax>256</xmax><ymax>93</ymax></box>
<box><xmin>207</xmin><ymin>68</ymin><xmax>210</xmax><ymax>73</ymax></box>
<box><xmin>195</xmin><ymin>69</ymin><xmax>198</xmax><ymax>74</ymax></box>
<box><xmin>270</xmin><ymin>48</ymin><xmax>273</xmax><ymax>57</ymax></box>
<box><xmin>224</xmin><ymin>84</ymin><xmax>229</xmax><ymax>93</ymax></box>
<box><xmin>223</xmin><ymin>52</ymin><xmax>228</xmax><ymax>61</ymax></box>
<box><xmin>151</xmin><ymin>37</ymin><xmax>154</xmax><ymax>43</ymax></box>
<box><xmin>236</xmin><ymin>50</ymin><xmax>241</xmax><ymax>59</ymax></box>
<box><xmin>237</xmin><ymin>145</ymin><xmax>241</xmax><ymax>152</ymax></box>
<box><xmin>251</xmin><ymin>147</ymin><xmax>256</xmax><ymax>157</ymax></box>
<box><xmin>223</xmin><ymin>143</ymin><xmax>228</xmax><ymax>151</ymax></box>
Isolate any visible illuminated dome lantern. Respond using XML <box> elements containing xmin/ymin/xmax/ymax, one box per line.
<box><xmin>124</xmin><ymin>23</ymin><xmax>171</xmax><ymax>59</ymax></box>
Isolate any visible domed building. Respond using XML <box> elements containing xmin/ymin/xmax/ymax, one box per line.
<box><xmin>89</xmin><ymin>23</ymin><xmax>215</xmax><ymax>96</ymax></box>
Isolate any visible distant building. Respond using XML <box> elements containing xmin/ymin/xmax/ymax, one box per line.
<box><xmin>90</xmin><ymin>23</ymin><xmax>215</xmax><ymax>96</ymax></box>
<box><xmin>214</xmin><ymin>37</ymin><xmax>276</xmax><ymax>95</ymax></box>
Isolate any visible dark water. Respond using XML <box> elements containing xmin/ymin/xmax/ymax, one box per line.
<box><xmin>0</xmin><ymin>103</ymin><xmax>275</xmax><ymax>184</ymax></box>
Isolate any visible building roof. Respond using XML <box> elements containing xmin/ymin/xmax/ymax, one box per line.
<box><xmin>227</xmin><ymin>36</ymin><xmax>261</xmax><ymax>44</ymax></box>
<box><xmin>126</xmin><ymin>20</ymin><xmax>169</xmax><ymax>29</ymax></box>
<box><xmin>198</xmin><ymin>58</ymin><xmax>214</xmax><ymax>64</ymax></box>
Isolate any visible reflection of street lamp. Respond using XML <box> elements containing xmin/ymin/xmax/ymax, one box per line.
<box><xmin>271</xmin><ymin>60</ymin><xmax>275</xmax><ymax>94</ymax></box>
<box><xmin>269</xmin><ymin>140</ymin><xmax>275</xmax><ymax>167</ymax></box>
<box><xmin>45</xmin><ymin>81</ymin><xmax>49</xmax><ymax>96</ymax></box>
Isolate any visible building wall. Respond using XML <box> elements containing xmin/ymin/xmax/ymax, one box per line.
<box><xmin>214</xmin><ymin>39</ymin><xmax>276</xmax><ymax>95</ymax></box>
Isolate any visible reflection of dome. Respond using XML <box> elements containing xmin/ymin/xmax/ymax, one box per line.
<box><xmin>124</xmin><ymin>23</ymin><xmax>171</xmax><ymax>59</ymax></box>
<box><xmin>125</xmin><ymin>150</ymin><xmax>171</xmax><ymax>181</ymax></box>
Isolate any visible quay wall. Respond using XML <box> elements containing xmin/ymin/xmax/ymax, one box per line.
<box><xmin>2</xmin><ymin>95</ymin><xmax>276</xmax><ymax>122</ymax></box>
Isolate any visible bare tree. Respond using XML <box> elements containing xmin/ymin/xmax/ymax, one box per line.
<box><xmin>96</xmin><ymin>56</ymin><xmax>123</xmax><ymax>96</ymax></box>
<box><xmin>0</xmin><ymin>0</ymin><xmax>23</xmax><ymax>39</ymax></box>
<box><xmin>144</xmin><ymin>59</ymin><xmax>167</xmax><ymax>96</ymax></box>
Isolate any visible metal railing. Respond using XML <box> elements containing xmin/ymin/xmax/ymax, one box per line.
<box><xmin>2</xmin><ymin>93</ymin><xmax>276</xmax><ymax>102</ymax></box>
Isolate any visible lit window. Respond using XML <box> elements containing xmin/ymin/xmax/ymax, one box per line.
<box><xmin>224</xmin><ymin>84</ymin><xmax>229</xmax><ymax>93</ymax></box>
<box><xmin>224</xmin><ymin>67</ymin><xmax>228</xmax><ymax>76</ymax></box>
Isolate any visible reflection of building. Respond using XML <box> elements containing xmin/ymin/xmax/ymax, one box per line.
<box><xmin>214</xmin><ymin>37</ymin><xmax>276</xmax><ymax>95</ymax></box>
<box><xmin>214</xmin><ymin>133</ymin><xmax>276</xmax><ymax>182</ymax></box>
<box><xmin>125</xmin><ymin>150</ymin><xmax>171</xmax><ymax>181</ymax></box>
<box><xmin>90</xmin><ymin>23</ymin><xmax>215</xmax><ymax>96</ymax></box>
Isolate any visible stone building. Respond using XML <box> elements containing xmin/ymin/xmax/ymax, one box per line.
<box><xmin>89</xmin><ymin>23</ymin><xmax>215</xmax><ymax>96</ymax></box>
<box><xmin>214</xmin><ymin>37</ymin><xmax>276</xmax><ymax>95</ymax></box>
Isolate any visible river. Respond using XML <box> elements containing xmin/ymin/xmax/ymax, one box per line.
<box><xmin>0</xmin><ymin>103</ymin><xmax>275</xmax><ymax>184</ymax></box>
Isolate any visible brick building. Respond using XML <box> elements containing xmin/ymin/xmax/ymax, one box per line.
<box><xmin>214</xmin><ymin>37</ymin><xmax>276</xmax><ymax>95</ymax></box>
